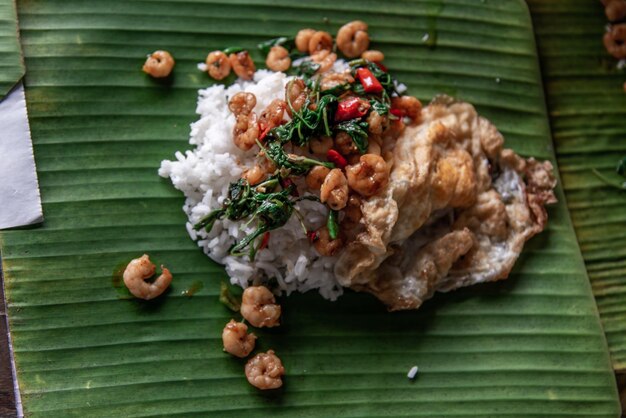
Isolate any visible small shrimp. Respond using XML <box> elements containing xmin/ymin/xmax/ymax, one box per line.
<box><xmin>285</xmin><ymin>78</ymin><xmax>307</xmax><ymax>116</ymax></box>
<box><xmin>335</xmin><ymin>131</ymin><xmax>358</xmax><ymax>156</ymax></box>
<box><xmin>604</xmin><ymin>0</ymin><xmax>626</xmax><ymax>22</ymax></box>
<box><xmin>361</xmin><ymin>50</ymin><xmax>384</xmax><ymax>62</ymax></box>
<box><xmin>312</xmin><ymin>226</ymin><xmax>343</xmax><ymax>256</ymax></box>
<box><xmin>259</xmin><ymin>99</ymin><xmax>287</xmax><ymax>133</ymax></box>
<box><xmin>320</xmin><ymin>168</ymin><xmax>349</xmax><ymax>210</ymax></box>
<box><xmin>344</xmin><ymin>194</ymin><xmax>362</xmax><ymax>223</ymax></box>
<box><xmin>242</xmin><ymin>164</ymin><xmax>266</xmax><ymax>185</ymax></box>
<box><xmin>391</xmin><ymin>96</ymin><xmax>422</xmax><ymax>121</ymax></box>
<box><xmin>229</xmin><ymin>92</ymin><xmax>257</xmax><ymax>116</ymax></box>
<box><xmin>604</xmin><ymin>24</ymin><xmax>626</xmax><ymax>59</ymax></box>
<box><xmin>366</xmin><ymin>110</ymin><xmax>388</xmax><ymax>135</ymax></box>
<box><xmin>305</xmin><ymin>165</ymin><xmax>331</xmax><ymax>191</ymax></box>
<box><xmin>311</xmin><ymin>50</ymin><xmax>337</xmax><ymax>73</ymax></box>
<box><xmin>367</xmin><ymin>140</ymin><xmax>381</xmax><ymax>156</ymax></box>
<box><xmin>309</xmin><ymin>136</ymin><xmax>333</xmax><ymax>156</ymax></box>
<box><xmin>295</xmin><ymin>28</ymin><xmax>316</xmax><ymax>52</ymax></box>
<box><xmin>320</xmin><ymin>71</ymin><xmax>354</xmax><ymax>91</ymax></box>
<box><xmin>233</xmin><ymin>113</ymin><xmax>260</xmax><ymax>151</ymax></box>
<box><xmin>205</xmin><ymin>51</ymin><xmax>231</xmax><ymax>80</ymax></box>
<box><xmin>240</xmin><ymin>285</ymin><xmax>281</xmax><ymax>328</ymax></box>
<box><xmin>345</xmin><ymin>153</ymin><xmax>390</xmax><ymax>197</ymax></box>
<box><xmin>245</xmin><ymin>350</ymin><xmax>285</xmax><ymax>390</ymax></box>
<box><xmin>229</xmin><ymin>51</ymin><xmax>256</xmax><ymax>80</ymax></box>
<box><xmin>308</xmin><ymin>31</ymin><xmax>333</xmax><ymax>55</ymax></box>
<box><xmin>266</xmin><ymin>46</ymin><xmax>291</xmax><ymax>72</ymax></box>
<box><xmin>336</xmin><ymin>21</ymin><xmax>369</xmax><ymax>58</ymax></box>
<box><xmin>123</xmin><ymin>254</ymin><xmax>172</xmax><ymax>300</ymax></box>
<box><xmin>222</xmin><ymin>319</ymin><xmax>256</xmax><ymax>358</ymax></box>
<box><xmin>142</xmin><ymin>50</ymin><xmax>175</xmax><ymax>78</ymax></box>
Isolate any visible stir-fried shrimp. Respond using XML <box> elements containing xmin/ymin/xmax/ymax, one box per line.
<box><xmin>311</xmin><ymin>50</ymin><xmax>337</xmax><ymax>73</ymax></box>
<box><xmin>604</xmin><ymin>0</ymin><xmax>626</xmax><ymax>21</ymax></box>
<box><xmin>229</xmin><ymin>92</ymin><xmax>257</xmax><ymax>116</ymax></box>
<box><xmin>308</xmin><ymin>31</ymin><xmax>333</xmax><ymax>55</ymax></box>
<box><xmin>309</xmin><ymin>136</ymin><xmax>333</xmax><ymax>156</ymax></box>
<box><xmin>361</xmin><ymin>50</ymin><xmax>384</xmax><ymax>62</ymax></box>
<box><xmin>391</xmin><ymin>96</ymin><xmax>422</xmax><ymax>121</ymax></box>
<box><xmin>320</xmin><ymin>168</ymin><xmax>349</xmax><ymax>210</ymax></box>
<box><xmin>367</xmin><ymin>110</ymin><xmax>387</xmax><ymax>135</ymax></box>
<box><xmin>320</xmin><ymin>71</ymin><xmax>354</xmax><ymax>91</ymax></box>
<box><xmin>259</xmin><ymin>99</ymin><xmax>287</xmax><ymax>133</ymax></box>
<box><xmin>345</xmin><ymin>153</ymin><xmax>390</xmax><ymax>197</ymax></box>
<box><xmin>245</xmin><ymin>350</ymin><xmax>285</xmax><ymax>390</ymax></box>
<box><xmin>344</xmin><ymin>194</ymin><xmax>362</xmax><ymax>223</ymax></box>
<box><xmin>229</xmin><ymin>51</ymin><xmax>256</xmax><ymax>80</ymax></box>
<box><xmin>336</xmin><ymin>21</ymin><xmax>369</xmax><ymax>58</ymax></box>
<box><xmin>242</xmin><ymin>165</ymin><xmax>266</xmax><ymax>185</ymax></box>
<box><xmin>123</xmin><ymin>254</ymin><xmax>172</xmax><ymax>300</ymax></box>
<box><xmin>142</xmin><ymin>50</ymin><xmax>175</xmax><ymax>78</ymax></box>
<box><xmin>604</xmin><ymin>24</ymin><xmax>626</xmax><ymax>59</ymax></box>
<box><xmin>335</xmin><ymin>131</ymin><xmax>358</xmax><ymax>155</ymax></box>
<box><xmin>367</xmin><ymin>140</ymin><xmax>382</xmax><ymax>156</ymax></box>
<box><xmin>222</xmin><ymin>319</ymin><xmax>256</xmax><ymax>358</ymax></box>
<box><xmin>205</xmin><ymin>51</ymin><xmax>231</xmax><ymax>80</ymax></box>
<box><xmin>285</xmin><ymin>78</ymin><xmax>308</xmax><ymax>116</ymax></box>
<box><xmin>306</xmin><ymin>165</ymin><xmax>331</xmax><ymax>191</ymax></box>
<box><xmin>233</xmin><ymin>113</ymin><xmax>260</xmax><ymax>151</ymax></box>
<box><xmin>313</xmin><ymin>226</ymin><xmax>343</xmax><ymax>256</ymax></box>
<box><xmin>266</xmin><ymin>46</ymin><xmax>291</xmax><ymax>72</ymax></box>
<box><xmin>295</xmin><ymin>28</ymin><xmax>316</xmax><ymax>52</ymax></box>
<box><xmin>240</xmin><ymin>286</ymin><xmax>281</xmax><ymax>327</ymax></box>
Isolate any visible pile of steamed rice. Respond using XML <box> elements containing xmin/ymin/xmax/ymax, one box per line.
<box><xmin>159</xmin><ymin>68</ymin><xmax>347</xmax><ymax>300</ymax></box>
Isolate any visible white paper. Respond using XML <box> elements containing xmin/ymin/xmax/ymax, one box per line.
<box><xmin>0</xmin><ymin>81</ymin><xmax>43</xmax><ymax>229</ymax></box>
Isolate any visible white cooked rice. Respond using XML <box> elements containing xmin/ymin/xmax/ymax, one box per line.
<box><xmin>159</xmin><ymin>69</ymin><xmax>344</xmax><ymax>300</ymax></box>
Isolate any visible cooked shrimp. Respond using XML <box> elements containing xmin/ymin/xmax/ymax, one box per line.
<box><xmin>295</xmin><ymin>28</ymin><xmax>316</xmax><ymax>52</ymax></box>
<box><xmin>285</xmin><ymin>78</ymin><xmax>307</xmax><ymax>116</ymax></box>
<box><xmin>361</xmin><ymin>50</ymin><xmax>384</xmax><ymax>62</ymax></box>
<box><xmin>345</xmin><ymin>153</ymin><xmax>389</xmax><ymax>197</ymax></box>
<box><xmin>320</xmin><ymin>71</ymin><xmax>354</xmax><ymax>91</ymax></box>
<box><xmin>240</xmin><ymin>285</ymin><xmax>281</xmax><ymax>328</ymax></box>
<box><xmin>320</xmin><ymin>168</ymin><xmax>349</xmax><ymax>210</ymax></box>
<box><xmin>229</xmin><ymin>92</ymin><xmax>257</xmax><ymax>116</ymax></box>
<box><xmin>313</xmin><ymin>226</ymin><xmax>343</xmax><ymax>256</ymax></box>
<box><xmin>222</xmin><ymin>319</ymin><xmax>256</xmax><ymax>358</ymax></box>
<box><xmin>391</xmin><ymin>96</ymin><xmax>422</xmax><ymax>121</ymax></box>
<box><xmin>335</xmin><ymin>131</ymin><xmax>358</xmax><ymax>155</ymax></box>
<box><xmin>367</xmin><ymin>140</ymin><xmax>381</xmax><ymax>156</ymax></box>
<box><xmin>233</xmin><ymin>113</ymin><xmax>260</xmax><ymax>151</ymax></box>
<box><xmin>142</xmin><ymin>50</ymin><xmax>175</xmax><ymax>78</ymax></box>
<box><xmin>604</xmin><ymin>24</ymin><xmax>626</xmax><ymax>59</ymax></box>
<box><xmin>336</xmin><ymin>21</ymin><xmax>369</xmax><ymax>58</ymax></box>
<box><xmin>344</xmin><ymin>194</ymin><xmax>362</xmax><ymax>223</ymax></box>
<box><xmin>311</xmin><ymin>50</ymin><xmax>337</xmax><ymax>73</ymax></box>
<box><xmin>242</xmin><ymin>164</ymin><xmax>266</xmax><ymax>185</ymax></box>
<box><xmin>205</xmin><ymin>51</ymin><xmax>231</xmax><ymax>80</ymax></box>
<box><xmin>245</xmin><ymin>350</ymin><xmax>285</xmax><ymax>390</ymax></box>
<box><xmin>367</xmin><ymin>110</ymin><xmax>387</xmax><ymax>135</ymax></box>
<box><xmin>309</xmin><ymin>136</ymin><xmax>333</xmax><ymax>156</ymax></box>
<box><xmin>308</xmin><ymin>31</ymin><xmax>333</xmax><ymax>55</ymax></box>
<box><xmin>604</xmin><ymin>0</ymin><xmax>626</xmax><ymax>21</ymax></box>
<box><xmin>123</xmin><ymin>254</ymin><xmax>172</xmax><ymax>300</ymax></box>
<box><xmin>306</xmin><ymin>165</ymin><xmax>331</xmax><ymax>191</ymax></box>
<box><xmin>229</xmin><ymin>51</ymin><xmax>256</xmax><ymax>80</ymax></box>
<box><xmin>259</xmin><ymin>99</ymin><xmax>287</xmax><ymax>133</ymax></box>
<box><xmin>266</xmin><ymin>46</ymin><xmax>291</xmax><ymax>72</ymax></box>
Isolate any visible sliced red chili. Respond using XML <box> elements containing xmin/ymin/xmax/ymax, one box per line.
<box><xmin>389</xmin><ymin>108</ymin><xmax>403</xmax><ymax>118</ymax></box>
<box><xmin>375</xmin><ymin>62</ymin><xmax>388</xmax><ymax>72</ymax></box>
<box><xmin>327</xmin><ymin>149</ymin><xmax>347</xmax><ymax>169</ymax></box>
<box><xmin>334</xmin><ymin>97</ymin><xmax>370</xmax><ymax>122</ymax></box>
<box><xmin>279</xmin><ymin>177</ymin><xmax>299</xmax><ymax>196</ymax></box>
<box><xmin>259</xmin><ymin>231</ymin><xmax>270</xmax><ymax>250</ymax></box>
<box><xmin>307</xmin><ymin>230</ymin><xmax>320</xmax><ymax>243</ymax></box>
<box><xmin>356</xmin><ymin>67</ymin><xmax>383</xmax><ymax>94</ymax></box>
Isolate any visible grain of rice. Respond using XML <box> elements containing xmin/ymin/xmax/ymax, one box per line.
<box><xmin>407</xmin><ymin>366</ymin><xmax>419</xmax><ymax>379</ymax></box>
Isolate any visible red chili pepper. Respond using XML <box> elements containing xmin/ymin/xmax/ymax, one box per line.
<box><xmin>307</xmin><ymin>230</ymin><xmax>320</xmax><ymax>243</ymax></box>
<box><xmin>327</xmin><ymin>149</ymin><xmax>347</xmax><ymax>169</ymax></box>
<box><xmin>374</xmin><ymin>62</ymin><xmax>388</xmax><ymax>72</ymax></box>
<box><xmin>389</xmin><ymin>108</ymin><xmax>403</xmax><ymax>118</ymax></box>
<box><xmin>335</xmin><ymin>97</ymin><xmax>370</xmax><ymax>122</ymax></box>
<box><xmin>258</xmin><ymin>121</ymin><xmax>271</xmax><ymax>141</ymax></box>
<box><xmin>279</xmin><ymin>177</ymin><xmax>299</xmax><ymax>196</ymax></box>
<box><xmin>356</xmin><ymin>67</ymin><xmax>383</xmax><ymax>94</ymax></box>
<box><xmin>259</xmin><ymin>232</ymin><xmax>270</xmax><ymax>250</ymax></box>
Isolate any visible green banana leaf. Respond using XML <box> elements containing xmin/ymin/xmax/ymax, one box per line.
<box><xmin>0</xmin><ymin>0</ymin><xmax>621</xmax><ymax>416</ymax></box>
<box><xmin>0</xmin><ymin>0</ymin><xmax>24</xmax><ymax>98</ymax></box>
<box><xmin>528</xmin><ymin>0</ymin><xmax>626</xmax><ymax>372</ymax></box>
